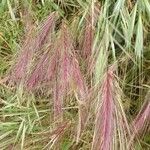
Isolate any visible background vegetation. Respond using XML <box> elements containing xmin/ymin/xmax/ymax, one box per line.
<box><xmin>0</xmin><ymin>0</ymin><xmax>150</xmax><ymax>149</ymax></box>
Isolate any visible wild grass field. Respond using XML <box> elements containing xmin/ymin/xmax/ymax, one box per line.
<box><xmin>0</xmin><ymin>0</ymin><xmax>150</xmax><ymax>149</ymax></box>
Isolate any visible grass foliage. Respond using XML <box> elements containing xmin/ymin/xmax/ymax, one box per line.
<box><xmin>0</xmin><ymin>0</ymin><xmax>150</xmax><ymax>149</ymax></box>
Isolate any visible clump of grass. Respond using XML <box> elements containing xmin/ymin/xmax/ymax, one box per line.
<box><xmin>0</xmin><ymin>0</ymin><xmax>150</xmax><ymax>149</ymax></box>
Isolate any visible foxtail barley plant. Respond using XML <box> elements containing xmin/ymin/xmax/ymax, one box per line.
<box><xmin>0</xmin><ymin>0</ymin><xmax>150</xmax><ymax>149</ymax></box>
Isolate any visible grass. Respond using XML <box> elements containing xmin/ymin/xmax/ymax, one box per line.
<box><xmin>0</xmin><ymin>0</ymin><xmax>150</xmax><ymax>149</ymax></box>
